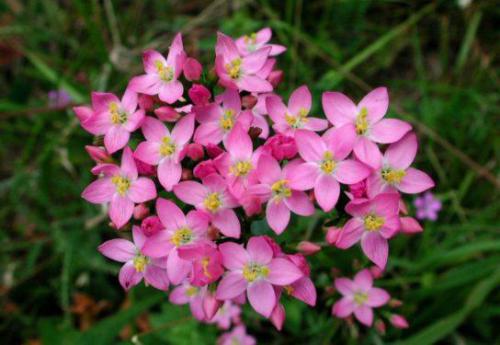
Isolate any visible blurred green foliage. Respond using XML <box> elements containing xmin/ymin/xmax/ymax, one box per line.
<box><xmin>0</xmin><ymin>0</ymin><xmax>498</xmax><ymax>344</ymax></box>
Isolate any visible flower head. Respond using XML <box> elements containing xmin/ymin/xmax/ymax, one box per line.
<box><xmin>414</xmin><ymin>192</ymin><xmax>441</xmax><ymax>221</ymax></box>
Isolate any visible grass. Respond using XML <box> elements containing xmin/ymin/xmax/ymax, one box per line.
<box><xmin>1</xmin><ymin>0</ymin><xmax>499</xmax><ymax>344</ymax></box>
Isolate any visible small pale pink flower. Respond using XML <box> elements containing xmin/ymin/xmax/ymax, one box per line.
<box><xmin>414</xmin><ymin>192</ymin><xmax>441</xmax><ymax>221</ymax></box>
<box><xmin>84</xmin><ymin>89</ymin><xmax>145</xmax><ymax>154</ymax></box>
<box><xmin>366</xmin><ymin>132</ymin><xmax>435</xmax><ymax>196</ymax></box>
<box><xmin>169</xmin><ymin>281</ymin><xmax>207</xmax><ymax>320</ymax></box>
<box><xmin>336</xmin><ymin>193</ymin><xmax>401</xmax><ymax>269</ymax></box>
<box><xmin>235</xmin><ymin>27</ymin><xmax>286</xmax><ymax>56</ymax></box>
<box><xmin>322</xmin><ymin>87</ymin><xmax>412</xmax><ymax>168</ymax></box>
<box><xmin>267</xmin><ymin>85</ymin><xmax>328</xmax><ymax>135</ymax></box>
<box><xmin>142</xmin><ymin>198</ymin><xmax>209</xmax><ymax>285</ymax></box>
<box><xmin>215</xmin><ymin>32</ymin><xmax>273</xmax><ymax>93</ymax></box>
<box><xmin>216</xmin><ymin>236</ymin><xmax>303</xmax><ymax>317</ymax></box>
<box><xmin>173</xmin><ymin>173</ymin><xmax>241</xmax><ymax>238</ymax></box>
<box><xmin>82</xmin><ymin>147</ymin><xmax>156</xmax><ymax>229</ymax></box>
<box><xmin>287</xmin><ymin>128</ymin><xmax>371</xmax><ymax>211</ymax></box>
<box><xmin>332</xmin><ymin>269</ymin><xmax>390</xmax><ymax>326</ymax></box>
<box><xmin>98</xmin><ymin>226</ymin><xmax>169</xmax><ymax>291</ymax></box>
<box><xmin>128</xmin><ymin>33</ymin><xmax>186</xmax><ymax>104</ymax></box>
<box><xmin>134</xmin><ymin>114</ymin><xmax>195</xmax><ymax>191</ymax></box>
<box><xmin>209</xmin><ymin>301</ymin><xmax>241</xmax><ymax>330</ymax></box>
<box><xmin>217</xmin><ymin>325</ymin><xmax>255</xmax><ymax>345</ymax></box>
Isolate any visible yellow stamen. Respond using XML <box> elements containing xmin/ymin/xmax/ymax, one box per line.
<box><xmin>109</xmin><ymin>102</ymin><xmax>127</xmax><ymax>124</ymax></box>
<box><xmin>219</xmin><ymin>109</ymin><xmax>235</xmax><ymax>131</ymax></box>
<box><xmin>225</xmin><ymin>58</ymin><xmax>242</xmax><ymax>79</ymax></box>
<box><xmin>230</xmin><ymin>160</ymin><xmax>253</xmax><ymax>177</ymax></box>
<box><xmin>159</xmin><ymin>136</ymin><xmax>176</xmax><ymax>157</ymax></box>
<box><xmin>320</xmin><ymin>151</ymin><xmax>336</xmax><ymax>174</ymax></box>
<box><xmin>285</xmin><ymin>108</ymin><xmax>309</xmax><ymax>129</ymax></box>
<box><xmin>171</xmin><ymin>227</ymin><xmax>193</xmax><ymax>247</ymax></box>
<box><xmin>242</xmin><ymin>263</ymin><xmax>270</xmax><ymax>282</ymax></box>
<box><xmin>201</xmin><ymin>257</ymin><xmax>212</xmax><ymax>278</ymax></box>
<box><xmin>186</xmin><ymin>286</ymin><xmax>198</xmax><ymax>297</ymax></box>
<box><xmin>355</xmin><ymin>107</ymin><xmax>369</xmax><ymax>135</ymax></box>
<box><xmin>271</xmin><ymin>179</ymin><xmax>292</xmax><ymax>200</ymax></box>
<box><xmin>284</xmin><ymin>285</ymin><xmax>294</xmax><ymax>295</ymax></box>
<box><xmin>111</xmin><ymin>176</ymin><xmax>130</xmax><ymax>196</ymax></box>
<box><xmin>353</xmin><ymin>292</ymin><xmax>368</xmax><ymax>305</ymax></box>
<box><xmin>364</xmin><ymin>214</ymin><xmax>385</xmax><ymax>231</ymax></box>
<box><xmin>203</xmin><ymin>192</ymin><xmax>222</xmax><ymax>212</ymax></box>
<box><xmin>381</xmin><ymin>168</ymin><xmax>406</xmax><ymax>185</ymax></box>
<box><xmin>155</xmin><ymin>60</ymin><xmax>174</xmax><ymax>82</ymax></box>
<box><xmin>133</xmin><ymin>255</ymin><xmax>149</xmax><ymax>273</ymax></box>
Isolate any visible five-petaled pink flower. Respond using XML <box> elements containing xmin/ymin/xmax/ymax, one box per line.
<box><xmin>82</xmin><ymin>147</ymin><xmax>157</xmax><ymax>229</ymax></box>
<box><xmin>173</xmin><ymin>173</ymin><xmax>241</xmax><ymax>238</ymax></box>
<box><xmin>235</xmin><ymin>27</ymin><xmax>286</xmax><ymax>57</ymax></box>
<box><xmin>209</xmin><ymin>301</ymin><xmax>241</xmax><ymax>330</ymax></box>
<box><xmin>366</xmin><ymin>132</ymin><xmax>435</xmax><ymax>197</ymax></box>
<box><xmin>215</xmin><ymin>32</ymin><xmax>273</xmax><ymax>93</ymax></box>
<box><xmin>216</xmin><ymin>236</ymin><xmax>303</xmax><ymax>318</ymax></box>
<box><xmin>169</xmin><ymin>281</ymin><xmax>207</xmax><ymax>321</ymax></box>
<box><xmin>84</xmin><ymin>89</ymin><xmax>145</xmax><ymax>154</ymax></box>
<box><xmin>322</xmin><ymin>87</ymin><xmax>412</xmax><ymax>168</ymax></box>
<box><xmin>129</xmin><ymin>33</ymin><xmax>186</xmax><ymax>104</ymax></box>
<box><xmin>134</xmin><ymin>114</ymin><xmax>195</xmax><ymax>191</ymax></box>
<box><xmin>336</xmin><ymin>193</ymin><xmax>401</xmax><ymax>269</ymax></box>
<box><xmin>332</xmin><ymin>269</ymin><xmax>390</xmax><ymax>326</ymax></box>
<box><xmin>288</xmin><ymin>128</ymin><xmax>371</xmax><ymax>211</ymax></box>
<box><xmin>267</xmin><ymin>85</ymin><xmax>328</xmax><ymax>135</ymax></box>
<box><xmin>98</xmin><ymin>226</ymin><xmax>169</xmax><ymax>291</ymax></box>
<box><xmin>217</xmin><ymin>325</ymin><xmax>256</xmax><ymax>345</ymax></box>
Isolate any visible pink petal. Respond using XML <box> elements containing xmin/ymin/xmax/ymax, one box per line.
<box><xmin>158</xmin><ymin>159</ymin><xmax>182</xmax><ymax>191</ymax></box>
<box><xmin>269</xmin><ymin>44</ymin><xmax>286</xmax><ymax>56</ymax></box>
<box><xmin>142</xmin><ymin>49</ymin><xmax>167</xmax><ymax>74</ymax></box>
<box><xmin>219</xmin><ymin>242</ymin><xmax>249</xmax><ymax>270</ymax></box>
<box><xmin>247</xmin><ymin>280</ymin><xmax>276</xmax><ymax>318</ymax></box>
<box><xmin>119</xmin><ymin>261</ymin><xmax>143</xmax><ymax>290</ymax></box>
<box><xmin>134</xmin><ymin>141</ymin><xmax>161</xmax><ymax>165</ymax></box>
<box><xmin>353</xmin><ymin>269</ymin><xmax>373</xmax><ymax>291</ymax></box>
<box><xmin>128</xmin><ymin>177</ymin><xmax>156</xmax><ymax>203</ymax></box>
<box><xmin>267</xmin><ymin>258</ymin><xmax>303</xmax><ymax>285</ymax></box>
<box><xmin>266</xmin><ymin>95</ymin><xmax>287</xmax><ymax>125</ymax></box>
<box><xmin>120</xmin><ymin>147</ymin><xmax>138</xmax><ymax>180</ymax></box>
<box><xmin>335</xmin><ymin>159</ymin><xmax>371</xmax><ymax>184</ymax></box>
<box><xmin>242</xmin><ymin>47</ymin><xmax>271</xmax><ymax>74</ymax></box>
<box><xmin>371</xmin><ymin>193</ymin><xmax>400</xmax><ymax>217</ymax></box>
<box><xmin>121</xmin><ymin>88</ymin><xmax>138</xmax><ymax>114</ymax></box>
<box><xmin>187</xmin><ymin>210</ymin><xmax>210</xmax><ymax>233</ymax></box>
<box><xmin>384</xmin><ymin>132</ymin><xmax>417</xmax><ymax>170</ymax></box>
<box><xmin>212</xmin><ymin>209</ymin><xmax>241</xmax><ymax>238</ymax></box>
<box><xmin>332</xmin><ymin>297</ymin><xmax>355</xmax><ymax>318</ymax></box>
<box><xmin>189</xmin><ymin>295</ymin><xmax>206</xmax><ymax>321</ymax></box>
<box><xmin>336</xmin><ymin>218</ymin><xmax>364</xmax><ymax>249</ymax></box>
<box><xmin>322</xmin><ymin>91</ymin><xmax>357</xmax><ymax>127</ymax></box>
<box><xmin>369</xmin><ymin>119</ymin><xmax>411</xmax><ymax>144</ymax></box>
<box><xmin>104</xmin><ymin>127</ymin><xmax>130</xmax><ymax>154</ymax></box>
<box><xmin>194</xmin><ymin>122</ymin><xmax>224</xmax><ymax>146</ymax></box>
<box><xmin>285</xmin><ymin>191</ymin><xmax>315</xmax><ymax>216</ymax></box>
<box><xmin>314</xmin><ymin>174</ymin><xmax>340</xmax><ymax>212</ymax></box>
<box><xmin>169</xmin><ymin>285</ymin><xmax>190</xmax><ymax>304</ymax></box>
<box><xmin>81</xmin><ymin>178</ymin><xmax>115</xmax><ymax>204</ymax></box>
<box><xmin>157</xmin><ymin>198</ymin><xmax>186</xmax><ymax>230</ymax></box>
<box><xmin>266</xmin><ymin>200</ymin><xmax>290</xmax><ymax>234</ymax></box>
<box><xmin>323</xmin><ymin>124</ymin><xmax>357</xmax><ymax>160</ymax></box>
<box><xmin>256</xmin><ymin>27</ymin><xmax>272</xmax><ymax>43</ymax></box>
<box><xmin>290</xmin><ymin>277</ymin><xmax>317</xmax><ymax>306</ymax></box>
<box><xmin>216</xmin><ymin>32</ymin><xmax>240</xmax><ymax>61</ymax></box>
<box><xmin>361</xmin><ymin>232</ymin><xmax>388</xmax><ymax>269</ymax></box>
<box><xmin>219</xmin><ymin>88</ymin><xmax>241</xmax><ymax>112</ymax></box>
<box><xmin>141</xmin><ymin>231</ymin><xmax>175</xmax><ymax>258</ymax></box>
<box><xmin>109</xmin><ymin>195</ymin><xmax>134</xmax><ymax>229</ymax></box>
<box><xmin>238</xmin><ymin>75</ymin><xmax>273</xmax><ymax>93</ymax></box>
<box><xmin>345</xmin><ymin>198</ymin><xmax>372</xmax><ymax>217</ymax></box>
<box><xmin>400</xmin><ymin>216</ymin><xmax>423</xmax><ymax>234</ymax></box>
<box><xmin>366</xmin><ymin>288</ymin><xmax>390</xmax><ymax>307</ymax></box>
<box><xmin>141</xmin><ymin>116</ymin><xmax>168</xmax><ymax>142</ymax></box>
<box><xmin>132</xmin><ymin>225</ymin><xmax>147</xmax><ymax>249</ymax></box>
<box><xmin>287</xmin><ymin>162</ymin><xmax>318</xmax><ymax>191</ymax></box>
<box><xmin>172</xmin><ymin>113</ymin><xmax>195</xmax><ymax>146</ymax></box>
<box><xmin>81</xmin><ymin>111</ymin><xmax>110</xmax><ymax>135</ymax></box>
<box><xmin>216</xmin><ymin>272</ymin><xmax>247</xmax><ymax>300</ymax></box>
<box><xmin>256</xmin><ymin>154</ymin><xmax>282</xmax><ymax>185</ymax></box>
<box><xmin>288</xmin><ymin>85</ymin><xmax>311</xmax><ymax>115</ymax></box>
<box><xmin>98</xmin><ymin>239</ymin><xmax>135</xmax><ymax>262</ymax></box>
<box><xmin>353</xmin><ymin>305</ymin><xmax>374</xmax><ymax>326</ymax></box>
<box><xmin>398</xmin><ymin>168</ymin><xmax>434</xmax><ymax>194</ymax></box>
<box><xmin>335</xmin><ymin>278</ymin><xmax>355</xmax><ymax>295</ymax></box>
<box><xmin>358</xmin><ymin>87</ymin><xmax>389</xmax><ymax>123</ymax></box>
<box><xmin>294</xmin><ymin>129</ymin><xmax>326</xmax><ymax>162</ymax></box>
<box><xmin>173</xmin><ymin>181</ymin><xmax>207</xmax><ymax>206</ymax></box>
<box><xmin>128</xmin><ymin>74</ymin><xmax>161</xmax><ymax>95</ymax></box>
<box><xmin>144</xmin><ymin>265</ymin><xmax>169</xmax><ymax>291</ymax></box>
<box><xmin>167</xmin><ymin>249</ymin><xmax>191</xmax><ymax>285</ymax></box>
<box><xmin>303</xmin><ymin>118</ymin><xmax>329</xmax><ymax>132</ymax></box>
<box><xmin>226</xmin><ymin>124</ymin><xmax>253</xmax><ymax>160</ymax></box>
<box><xmin>353</xmin><ymin>137</ymin><xmax>382</xmax><ymax>169</ymax></box>
<box><xmin>159</xmin><ymin>80</ymin><xmax>184</xmax><ymax>104</ymax></box>
<box><xmin>91</xmin><ymin>92</ymin><xmax>119</xmax><ymax>113</ymax></box>
<box><xmin>247</xmin><ymin>237</ymin><xmax>273</xmax><ymax>265</ymax></box>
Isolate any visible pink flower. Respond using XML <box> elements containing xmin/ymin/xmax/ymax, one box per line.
<box><xmin>169</xmin><ymin>281</ymin><xmax>207</xmax><ymax>320</ymax></box>
<box><xmin>332</xmin><ymin>269</ymin><xmax>390</xmax><ymax>326</ymax></box>
<box><xmin>142</xmin><ymin>198</ymin><xmax>209</xmax><ymax>285</ymax></box>
<box><xmin>84</xmin><ymin>89</ymin><xmax>145</xmax><ymax>153</ymax></box>
<box><xmin>216</xmin><ymin>236</ymin><xmax>303</xmax><ymax>317</ymax></box>
<box><xmin>194</xmin><ymin>89</ymin><xmax>252</xmax><ymax>146</ymax></box>
<box><xmin>235</xmin><ymin>27</ymin><xmax>286</xmax><ymax>56</ymax></box>
<box><xmin>215</xmin><ymin>32</ymin><xmax>273</xmax><ymax>93</ymax></box>
<box><xmin>217</xmin><ymin>325</ymin><xmax>255</xmax><ymax>345</ymax></box>
<box><xmin>287</xmin><ymin>128</ymin><xmax>371</xmax><ymax>211</ymax></box>
<box><xmin>134</xmin><ymin>114</ymin><xmax>195</xmax><ymax>191</ymax></box>
<box><xmin>209</xmin><ymin>301</ymin><xmax>241</xmax><ymax>329</ymax></box>
<box><xmin>82</xmin><ymin>147</ymin><xmax>156</xmax><ymax>229</ymax></box>
<box><xmin>183</xmin><ymin>57</ymin><xmax>203</xmax><ymax>81</ymax></box>
<box><xmin>173</xmin><ymin>173</ymin><xmax>241</xmax><ymax>238</ymax></box>
<box><xmin>262</xmin><ymin>133</ymin><xmax>297</xmax><ymax>161</ymax></box>
<box><xmin>366</xmin><ymin>132</ymin><xmax>435</xmax><ymax>196</ymax></box>
<box><xmin>178</xmin><ymin>243</ymin><xmax>224</xmax><ymax>287</ymax></box>
<box><xmin>128</xmin><ymin>33</ymin><xmax>186</xmax><ymax>104</ymax></box>
<box><xmin>336</xmin><ymin>193</ymin><xmax>401</xmax><ymax>269</ymax></box>
<box><xmin>414</xmin><ymin>192</ymin><xmax>441</xmax><ymax>221</ymax></box>
<box><xmin>267</xmin><ymin>85</ymin><xmax>328</xmax><ymax>135</ymax></box>
<box><xmin>98</xmin><ymin>226</ymin><xmax>169</xmax><ymax>291</ymax></box>
<box><xmin>252</xmin><ymin>154</ymin><xmax>315</xmax><ymax>234</ymax></box>
<box><xmin>322</xmin><ymin>87</ymin><xmax>412</xmax><ymax>168</ymax></box>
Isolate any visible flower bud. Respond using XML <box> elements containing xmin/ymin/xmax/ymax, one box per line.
<box><xmin>375</xmin><ymin>319</ymin><xmax>386</xmax><ymax>334</ymax></box>
<box><xmin>390</xmin><ymin>314</ymin><xmax>409</xmax><ymax>329</ymax></box>
<box><xmin>348</xmin><ymin>180</ymin><xmax>367</xmax><ymax>199</ymax></box>
<box><xmin>297</xmin><ymin>241</ymin><xmax>321</xmax><ymax>256</ymax></box>
<box><xmin>193</xmin><ymin>160</ymin><xmax>217</xmax><ymax>179</ymax></box>
<box><xmin>155</xmin><ymin>106</ymin><xmax>180</xmax><ymax>122</ymax></box>
<box><xmin>186</xmin><ymin>143</ymin><xmax>204</xmax><ymax>161</ymax></box>
<box><xmin>263</xmin><ymin>134</ymin><xmax>297</xmax><ymax>161</ymax></box>
<box><xmin>183</xmin><ymin>57</ymin><xmax>203</xmax><ymax>81</ymax></box>
<box><xmin>400</xmin><ymin>217</ymin><xmax>423</xmax><ymax>234</ymax></box>
<box><xmin>268</xmin><ymin>70</ymin><xmax>283</xmax><ymax>87</ymax></box>
<box><xmin>85</xmin><ymin>145</ymin><xmax>111</xmax><ymax>163</ymax></box>
<box><xmin>326</xmin><ymin>226</ymin><xmax>342</xmax><ymax>245</ymax></box>
<box><xmin>135</xmin><ymin>159</ymin><xmax>156</xmax><ymax>176</ymax></box>
<box><xmin>133</xmin><ymin>203</ymin><xmax>149</xmax><ymax>220</ymax></box>
<box><xmin>369</xmin><ymin>265</ymin><xmax>384</xmax><ymax>279</ymax></box>
<box><xmin>270</xmin><ymin>304</ymin><xmax>286</xmax><ymax>331</ymax></box>
<box><xmin>141</xmin><ymin>216</ymin><xmax>163</xmax><ymax>236</ymax></box>
<box><xmin>189</xmin><ymin>84</ymin><xmax>211</xmax><ymax>105</ymax></box>
<box><xmin>138</xmin><ymin>94</ymin><xmax>155</xmax><ymax>111</ymax></box>
<box><xmin>205</xmin><ymin>143</ymin><xmax>224</xmax><ymax>158</ymax></box>
<box><xmin>203</xmin><ymin>292</ymin><xmax>221</xmax><ymax>320</ymax></box>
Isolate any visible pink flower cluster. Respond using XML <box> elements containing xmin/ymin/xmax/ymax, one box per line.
<box><xmin>76</xmin><ymin>28</ymin><xmax>434</xmax><ymax>336</ymax></box>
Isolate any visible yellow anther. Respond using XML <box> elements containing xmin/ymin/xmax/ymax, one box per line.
<box><xmin>355</xmin><ymin>107</ymin><xmax>369</xmax><ymax>135</ymax></box>
<box><xmin>382</xmin><ymin>168</ymin><xmax>406</xmax><ymax>185</ymax></box>
<box><xmin>203</xmin><ymin>192</ymin><xmax>222</xmax><ymax>212</ymax></box>
<box><xmin>109</xmin><ymin>102</ymin><xmax>127</xmax><ymax>124</ymax></box>
<box><xmin>111</xmin><ymin>176</ymin><xmax>130</xmax><ymax>196</ymax></box>
<box><xmin>364</xmin><ymin>214</ymin><xmax>385</xmax><ymax>231</ymax></box>
<box><xmin>219</xmin><ymin>109</ymin><xmax>235</xmax><ymax>131</ymax></box>
<box><xmin>242</xmin><ymin>263</ymin><xmax>270</xmax><ymax>282</ymax></box>
<box><xmin>155</xmin><ymin>60</ymin><xmax>174</xmax><ymax>82</ymax></box>
<box><xmin>320</xmin><ymin>151</ymin><xmax>336</xmax><ymax>174</ymax></box>
<box><xmin>244</xmin><ymin>32</ymin><xmax>257</xmax><ymax>44</ymax></box>
<box><xmin>285</xmin><ymin>108</ymin><xmax>309</xmax><ymax>128</ymax></box>
<box><xmin>230</xmin><ymin>161</ymin><xmax>253</xmax><ymax>177</ymax></box>
<box><xmin>284</xmin><ymin>285</ymin><xmax>294</xmax><ymax>295</ymax></box>
<box><xmin>225</xmin><ymin>58</ymin><xmax>242</xmax><ymax>79</ymax></box>
<box><xmin>201</xmin><ymin>257</ymin><xmax>212</xmax><ymax>278</ymax></box>
<box><xmin>133</xmin><ymin>255</ymin><xmax>149</xmax><ymax>273</ymax></box>
<box><xmin>271</xmin><ymin>179</ymin><xmax>292</xmax><ymax>200</ymax></box>
<box><xmin>186</xmin><ymin>286</ymin><xmax>198</xmax><ymax>297</ymax></box>
<box><xmin>171</xmin><ymin>227</ymin><xmax>193</xmax><ymax>247</ymax></box>
<box><xmin>159</xmin><ymin>136</ymin><xmax>176</xmax><ymax>157</ymax></box>
<box><xmin>354</xmin><ymin>292</ymin><xmax>368</xmax><ymax>305</ymax></box>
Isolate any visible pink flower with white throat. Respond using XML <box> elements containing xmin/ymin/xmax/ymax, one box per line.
<box><xmin>216</xmin><ymin>236</ymin><xmax>304</xmax><ymax>318</ymax></box>
<box><xmin>82</xmin><ymin>147</ymin><xmax>156</xmax><ymax>229</ymax></box>
<box><xmin>173</xmin><ymin>173</ymin><xmax>241</xmax><ymax>238</ymax></box>
<box><xmin>336</xmin><ymin>193</ymin><xmax>401</xmax><ymax>269</ymax></box>
<box><xmin>134</xmin><ymin>114</ymin><xmax>195</xmax><ymax>191</ymax></box>
<box><xmin>332</xmin><ymin>269</ymin><xmax>390</xmax><ymax>326</ymax></box>
<box><xmin>235</xmin><ymin>27</ymin><xmax>286</xmax><ymax>57</ymax></box>
<box><xmin>215</xmin><ymin>32</ymin><xmax>273</xmax><ymax>93</ymax></box>
<box><xmin>84</xmin><ymin>89</ymin><xmax>145</xmax><ymax>154</ymax></box>
<box><xmin>98</xmin><ymin>226</ymin><xmax>169</xmax><ymax>291</ymax></box>
<box><xmin>288</xmin><ymin>128</ymin><xmax>371</xmax><ymax>212</ymax></box>
<box><xmin>267</xmin><ymin>85</ymin><xmax>328</xmax><ymax>135</ymax></box>
<box><xmin>322</xmin><ymin>87</ymin><xmax>412</xmax><ymax>169</ymax></box>
<box><xmin>129</xmin><ymin>33</ymin><xmax>186</xmax><ymax>104</ymax></box>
